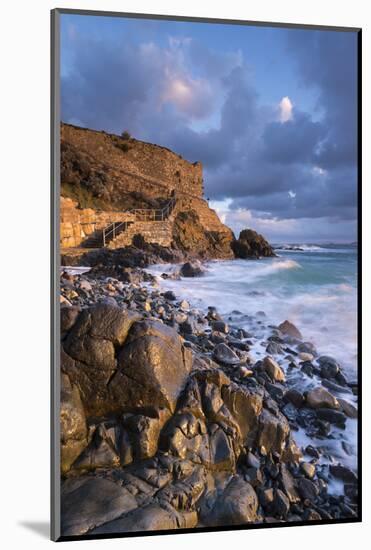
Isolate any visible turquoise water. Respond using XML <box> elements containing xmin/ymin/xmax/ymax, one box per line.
<box><xmin>149</xmin><ymin>244</ymin><xmax>358</xmax><ymax>377</ymax></box>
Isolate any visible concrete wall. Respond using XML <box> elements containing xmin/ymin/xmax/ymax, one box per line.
<box><xmin>60</xmin><ymin>197</ymin><xmax>134</xmax><ymax>248</ymax></box>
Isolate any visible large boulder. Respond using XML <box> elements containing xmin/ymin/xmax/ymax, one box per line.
<box><xmin>306</xmin><ymin>387</ymin><xmax>339</xmax><ymax>409</ymax></box>
<box><xmin>203</xmin><ymin>475</ymin><xmax>258</xmax><ymax>526</ymax></box>
<box><xmin>62</xmin><ymin>306</ymin><xmax>191</xmax><ymax>418</ymax></box>
<box><xmin>91</xmin><ymin>503</ymin><xmax>197</xmax><ymax>534</ymax></box>
<box><xmin>231</xmin><ymin>229</ymin><xmax>275</xmax><ymax>259</ymax></box>
<box><xmin>109</xmin><ymin>319</ymin><xmax>192</xmax><ymax>415</ymax></box>
<box><xmin>61</xmin><ymin>477</ymin><xmax>138</xmax><ymax>536</ymax></box>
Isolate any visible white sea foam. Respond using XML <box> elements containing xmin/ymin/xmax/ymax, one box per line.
<box><xmin>61</xmin><ymin>266</ymin><xmax>91</xmax><ymax>275</ymax></box>
<box><xmin>148</xmin><ymin>253</ymin><xmax>357</xmax><ymax>376</ymax></box>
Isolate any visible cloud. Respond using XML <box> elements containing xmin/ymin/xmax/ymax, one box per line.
<box><xmin>287</xmin><ymin>30</ymin><xmax>358</xmax><ymax>170</ymax></box>
<box><xmin>279</xmin><ymin>96</ymin><xmax>293</xmax><ymax>122</ymax></box>
<box><xmin>61</xmin><ymin>19</ymin><xmax>358</xmax><ymax>242</ymax></box>
<box><xmin>260</xmin><ymin>111</ymin><xmax>324</xmax><ymax>165</ymax></box>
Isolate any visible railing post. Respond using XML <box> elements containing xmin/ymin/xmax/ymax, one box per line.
<box><xmin>103</xmin><ymin>229</ymin><xmax>106</xmax><ymax>247</ymax></box>
<box><xmin>113</xmin><ymin>222</ymin><xmax>115</xmax><ymax>239</ymax></box>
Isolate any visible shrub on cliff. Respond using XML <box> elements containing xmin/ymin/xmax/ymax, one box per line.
<box><xmin>121</xmin><ymin>130</ymin><xmax>131</xmax><ymax>140</ymax></box>
<box><xmin>116</xmin><ymin>142</ymin><xmax>130</xmax><ymax>153</ymax></box>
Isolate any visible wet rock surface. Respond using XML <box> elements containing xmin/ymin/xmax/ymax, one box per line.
<box><xmin>59</xmin><ymin>268</ymin><xmax>359</xmax><ymax>536</ymax></box>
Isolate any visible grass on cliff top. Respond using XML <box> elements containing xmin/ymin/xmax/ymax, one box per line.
<box><xmin>61</xmin><ymin>182</ymin><xmax>113</xmax><ymax>210</ymax></box>
<box><xmin>61</xmin><ymin>182</ymin><xmax>169</xmax><ymax>212</ymax></box>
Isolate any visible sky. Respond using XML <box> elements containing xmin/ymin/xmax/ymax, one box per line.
<box><xmin>60</xmin><ymin>14</ymin><xmax>359</xmax><ymax>243</ymax></box>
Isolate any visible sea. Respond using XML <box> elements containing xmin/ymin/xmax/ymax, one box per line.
<box><xmin>148</xmin><ymin>243</ymin><xmax>358</xmax><ymax>478</ymax></box>
<box><xmin>148</xmin><ymin>243</ymin><xmax>358</xmax><ymax>379</ymax></box>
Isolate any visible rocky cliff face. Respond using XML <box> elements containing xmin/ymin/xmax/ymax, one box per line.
<box><xmin>232</xmin><ymin>229</ymin><xmax>275</xmax><ymax>259</ymax></box>
<box><xmin>61</xmin><ymin>123</ymin><xmax>203</xmax><ymax>211</ymax></box>
<box><xmin>60</xmin><ymin>123</ymin><xmax>234</xmax><ymax>258</ymax></box>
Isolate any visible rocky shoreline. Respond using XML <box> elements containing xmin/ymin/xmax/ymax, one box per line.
<box><xmin>60</xmin><ymin>262</ymin><xmax>358</xmax><ymax>536</ymax></box>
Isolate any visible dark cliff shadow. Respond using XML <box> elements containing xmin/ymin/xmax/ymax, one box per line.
<box><xmin>18</xmin><ymin>521</ymin><xmax>49</xmax><ymax>539</ymax></box>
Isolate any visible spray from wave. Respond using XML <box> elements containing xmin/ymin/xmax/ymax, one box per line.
<box><xmin>240</xmin><ymin>259</ymin><xmax>301</xmax><ymax>281</ymax></box>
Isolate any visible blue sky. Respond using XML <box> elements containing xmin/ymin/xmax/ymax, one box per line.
<box><xmin>60</xmin><ymin>13</ymin><xmax>358</xmax><ymax>243</ymax></box>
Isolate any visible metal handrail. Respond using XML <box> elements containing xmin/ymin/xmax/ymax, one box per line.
<box><xmin>103</xmin><ymin>220</ymin><xmax>129</xmax><ymax>247</ymax></box>
<box><xmin>101</xmin><ymin>196</ymin><xmax>177</xmax><ymax>246</ymax></box>
<box><xmin>129</xmin><ymin>196</ymin><xmax>176</xmax><ymax>221</ymax></box>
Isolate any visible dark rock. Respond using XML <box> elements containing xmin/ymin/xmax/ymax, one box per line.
<box><xmin>344</xmin><ymin>483</ymin><xmax>358</xmax><ymax>500</ymax></box>
<box><xmin>180</xmin><ymin>261</ymin><xmax>205</xmax><ymax>278</ymax></box>
<box><xmin>246</xmin><ymin>451</ymin><xmax>261</xmax><ymax>469</ymax></box>
<box><xmin>266</xmin><ymin>382</ymin><xmax>285</xmax><ymax>401</ymax></box>
<box><xmin>337</xmin><ymin>398</ymin><xmax>358</xmax><ymax>419</ymax></box>
<box><xmin>231</xmin><ymin>229</ymin><xmax>275</xmax><ymax>259</ymax></box>
<box><xmin>209</xmin><ymin>427</ymin><xmax>236</xmax><ymax>470</ymax></box>
<box><xmin>305</xmin><ymin>445</ymin><xmax>321</xmax><ymax>459</ymax></box>
<box><xmin>335</xmin><ymin>371</ymin><xmax>349</xmax><ymax>387</ymax></box>
<box><xmin>124</xmin><ymin>412</ymin><xmax>170</xmax><ymax>461</ymax></box>
<box><xmin>61</xmin><ymin>477</ymin><xmax>138</xmax><ymax>536</ymax></box>
<box><xmin>92</xmin><ymin>503</ymin><xmax>197</xmax><ymax>534</ymax></box>
<box><xmin>282</xmin><ymin>402</ymin><xmax>298</xmax><ymax>423</ymax></box>
<box><xmin>297</xmin><ymin>342</ymin><xmax>318</xmax><ymax>356</ymax></box>
<box><xmin>303</xmin><ymin>509</ymin><xmax>322</xmax><ymax>521</ymax></box>
<box><xmin>316</xmin><ymin>420</ymin><xmax>331</xmax><ymax>436</ymax></box>
<box><xmin>210</xmin><ymin>320</ymin><xmax>229</xmax><ymax>333</ymax></box>
<box><xmin>163</xmin><ymin>290</ymin><xmax>176</xmax><ymax>301</ymax></box>
<box><xmin>213</xmin><ymin>343</ymin><xmax>240</xmax><ymax>365</ymax></box>
<box><xmin>266</xmin><ymin>341</ymin><xmax>284</xmax><ymax>355</ymax></box>
<box><xmin>207</xmin><ymin>306</ymin><xmax>222</xmax><ymax>321</ymax></box>
<box><xmin>285</xmin><ymin>388</ymin><xmax>304</xmax><ymax>408</ymax></box>
<box><xmin>61</xmin><ymin>305</ymin><xmax>81</xmax><ymax>335</ymax></box>
<box><xmin>110</xmin><ymin>319</ymin><xmax>192</xmax><ymax>415</ymax></box>
<box><xmin>64</xmin><ymin>302</ymin><xmax>140</xmax><ymax>361</ymax></box>
<box><xmin>320</xmin><ymin>364</ymin><xmax>339</xmax><ymax>380</ymax></box>
<box><xmin>280</xmin><ymin>464</ymin><xmax>300</xmax><ymax>503</ymax></box>
<box><xmin>259</xmin><ymin>488</ymin><xmax>274</xmax><ymax>508</ymax></box>
<box><xmin>60</xmin><ymin>373</ymin><xmax>88</xmax><ymax>474</ymax></box>
<box><xmin>271</xmin><ymin>489</ymin><xmax>290</xmax><ymax>518</ymax></box>
<box><xmin>244</xmin><ymin>467</ymin><xmax>264</xmax><ymax>488</ymax></box>
<box><xmin>296</xmin><ymin>478</ymin><xmax>319</xmax><ymax>502</ymax></box>
<box><xmin>329</xmin><ymin>464</ymin><xmax>358</xmax><ymax>484</ymax></box>
<box><xmin>316</xmin><ymin>408</ymin><xmax>347</xmax><ymax>427</ymax></box>
<box><xmin>72</xmin><ymin>422</ymin><xmax>121</xmax><ymax>471</ymax></box>
<box><xmin>301</xmin><ymin>362</ymin><xmax>314</xmax><ymax>377</ymax></box>
<box><xmin>64</xmin><ymin>315</ymin><xmax>192</xmax><ymax>417</ymax></box>
<box><xmin>321</xmin><ymin>379</ymin><xmax>353</xmax><ymax>394</ymax></box>
<box><xmin>318</xmin><ymin>356</ymin><xmax>340</xmax><ymax>379</ymax></box>
<box><xmin>203</xmin><ymin>476</ymin><xmax>258</xmax><ymax>525</ymax></box>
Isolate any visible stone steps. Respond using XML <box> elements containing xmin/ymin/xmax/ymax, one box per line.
<box><xmin>108</xmin><ymin>220</ymin><xmax>173</xmax><ymax>248</ymax></box>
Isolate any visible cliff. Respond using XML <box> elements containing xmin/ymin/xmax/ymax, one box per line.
<box><xmin>60</xmin><ymin>123</ymin><xmax>234</xmax><ymax>259</ymax></box>
<box><xmin>61</xmin><ymin>123</ymin><xmax>203</xmax><ymax>210</ymax></box>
